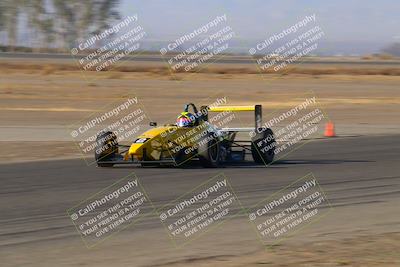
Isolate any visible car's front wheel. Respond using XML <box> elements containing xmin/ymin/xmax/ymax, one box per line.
<box><xmin>95</xmin><ymin>131</ymin><xmax>118</xmax><ymax>167</ymax></box>
<box><xmin>198</xmin><ymin>136</ymin><xmax>221</xmax><ymax>167</ymax></box>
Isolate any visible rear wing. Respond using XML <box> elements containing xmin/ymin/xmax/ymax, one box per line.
<box><xmin>200</xmin><ymin>104</ymin><xmax>262</xmax><ymax>130</ymax></box>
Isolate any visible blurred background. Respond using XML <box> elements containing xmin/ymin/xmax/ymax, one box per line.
<box><xmin>0</xmin><ymin>0</ymin><xmax>400</xmax><ymax>57</ymax></box>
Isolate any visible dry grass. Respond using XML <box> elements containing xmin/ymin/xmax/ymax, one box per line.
<box><xmin>1</xmin><ymin>61</ymin><xmax>400</xmax><ymax>76</ymax></box>
<box><xmin>362</xmin><ymin>53</ymin><xmax>395</xmax><ymax>60</ymax></box>
<box><xmin>41</xmin><ymin>64</ymin><xmax>57</xmax><ymax>75</ymax></box>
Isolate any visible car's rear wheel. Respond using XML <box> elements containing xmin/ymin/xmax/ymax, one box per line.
<box><xmin>95</xmin><ymin>131</ymin><xmax>118</xmax><ymax>167</ymax></box>
<box><xmin>198</xmin><ymin>136</ymin><xmax>221</xmax><ymax>167</ymax></box>
<box><xmin>251</xmin><ymin>128</ymin><xmax>276</xmax><ymax>164</ymax></box>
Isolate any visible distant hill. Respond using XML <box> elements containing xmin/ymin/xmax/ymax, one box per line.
<box><xmin>382</xmin><ymin>43</ymin><xmax>400</xmax><ymax>56</ymax></box>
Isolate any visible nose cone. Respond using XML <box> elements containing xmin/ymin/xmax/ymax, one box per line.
<box><xmin>128</xmin><ymin>126</ymin><xmax>176</xmax><ymax>159</ymax></box>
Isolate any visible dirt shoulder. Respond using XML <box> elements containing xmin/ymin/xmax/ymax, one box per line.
<box><xmin>169</xmin><ymin>232</ymin><xmax>400</xmax><ymax>267</ymax></box>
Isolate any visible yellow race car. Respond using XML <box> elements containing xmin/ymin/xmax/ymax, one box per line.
<box><xmin>95</xmin><ymin>103</ymin><xmax>276</xmax><ymax>167</ymax></box>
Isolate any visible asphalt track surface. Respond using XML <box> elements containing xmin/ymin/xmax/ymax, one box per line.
<box><xmin>1</xmin><ymin>52</ymin><xmax>400</xmax><ymax>65</ymax></box>
<box><xmin>1</xmin><ymin>134</ymin><xmax>399</xmax><ymax>265</ymax></box>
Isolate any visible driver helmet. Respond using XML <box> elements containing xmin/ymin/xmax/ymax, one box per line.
<box><xmin>176</xmin><ymin>112</ymin><xmax>195</xmax><ymax>127</ymax></box>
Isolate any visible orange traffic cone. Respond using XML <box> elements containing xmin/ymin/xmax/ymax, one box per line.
<box><xmin>324</xmin><ymin>121</ymin><xmax>336</xmax><ymax>137</ymax></box>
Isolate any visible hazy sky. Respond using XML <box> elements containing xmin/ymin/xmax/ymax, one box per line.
<box><xmin>120</xmin><ymin>0</ymin><xmax>400</xmax><ymax>43</ymax></box>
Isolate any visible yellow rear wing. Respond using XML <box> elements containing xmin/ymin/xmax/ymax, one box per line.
<box><xmin>201</xmin><ymin>104</ymin><xmax>262</xmax><ymax>129</ymax></box>
<box><xmin>208</xmin><ymin>106</ymin><xmax>255</xmax><ymax>112</ymax></box>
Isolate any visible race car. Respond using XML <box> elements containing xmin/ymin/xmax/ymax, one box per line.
<box><xmin>94</xmin><ymin>103</ymin><xmax>276</xmax><ymax>167</ymax></box>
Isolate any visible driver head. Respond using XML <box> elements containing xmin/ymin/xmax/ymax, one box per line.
<box><xmin>176</xmin><ymin>112</ymin><xmax>195</xmax><ymax>127</ymax></box>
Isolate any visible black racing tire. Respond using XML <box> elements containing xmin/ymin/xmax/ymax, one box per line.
<box><xmin>198</xmin><ymin>135</ymin><xmax>221</xmax><ymax>168</ymax></box>
<box><xmin>95</xmin><ymin>131</ymin><xmax>118</xmax><ymax>167</ymax></box>
<box><xmin>251</xmin><ymin>128</ymin><xmax>276</xmax><ymax>164</ymax></box>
